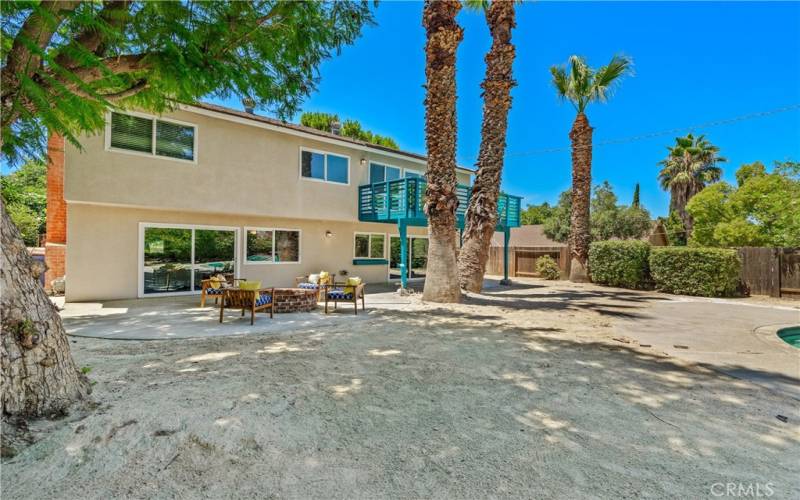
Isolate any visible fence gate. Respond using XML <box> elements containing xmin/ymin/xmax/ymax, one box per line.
<box><xmin>514</xmin><ymin>251</ymin><xmax>537</xmax><ymax>277</ymax></box>
<box><xmin>738</xmin><ymin>247</ymin><xmax>800</xmax><ymax>298</ymax></box>
<box><xmin>514</xmin><ymin>250</ymin><xmax>562</xmax><ymax>278</ymax></box>
<box><xmin>780</xmin><ymin>249</ymin><xmax>800</xmax><ymax>297</ymax></box>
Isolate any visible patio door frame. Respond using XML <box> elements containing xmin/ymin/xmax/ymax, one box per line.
<box><xmin>388</xmin><ymin>233</ymin><xmax>429</xmax><ymax>282</ymax></box>
<box><xmin>137</xmin><ymin>222</ymin><xmax>241</xmax><ymax>298</ymax></box>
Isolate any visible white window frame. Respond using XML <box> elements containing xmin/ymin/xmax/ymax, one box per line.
<box><xmin>353</xmin><ymin>232</ymin><xmax>387</xmax><ymax>260</ymax></box>
<box><xmin>243</xmin><ymin>227</ymin><xmax>302</xmax><ymax>265</ymax></box>
<box><xmin>105</xmin><ymin>111</ymin><xmax>198</xmax><ymax>164</ymax></box>
<box><xmin>368</xmin><ymin>161</ymin><xmax>403</xmax><ymax>184</ymax></box>
<box><xmin>299</xmin><ymin>147</ymin><xmax>350</xmax><ymax>185</ymax></box>
<box><xmin>137</xmin><ymin>222</ymin><xmax>239</xmax><ymax>298</ymax></box>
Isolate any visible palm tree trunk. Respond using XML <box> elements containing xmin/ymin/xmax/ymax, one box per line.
<box><xmin>1</xmin><ymin>201</ymin><xmax>91</xmax><ymax>421</ymax></box>
<box><xmin>458</xmin><ymin>0</ymin><xmax>517</xmax><ymax>293</ymax></box>
<box><xmin>421</xmin><ymin>0</ymin><xmax>463</xmax><ymax>303</ymax></box>
<box><xmin>672</xmin><ymin>184</ymin><xmax>693</xmax><ymax>238</ymax></box>
<box><xmin>568</xmin><ymin>112</ymin><xmax>593</xmax><ymax>282</ymax></box>
<box><xmin>684</xmin><ymin>182</ymin><xmax>700</xmax><ymax>235</ymax></box>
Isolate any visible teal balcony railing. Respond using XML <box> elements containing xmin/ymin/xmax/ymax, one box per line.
<box><xmin>358</xmin><ymin>178</ymin><xmax>522</xmax><ymax>229</ymax></box>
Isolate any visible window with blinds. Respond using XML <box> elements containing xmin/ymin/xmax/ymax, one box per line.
<box><xmin>109</xmin><ymin>112</ymin><xmax>195</xmax><ymax>161</ymax></box>
<box><xmin>111</xmin><ymin>113</ymin><xmax>152</xmax><ymax>153</ymax></box>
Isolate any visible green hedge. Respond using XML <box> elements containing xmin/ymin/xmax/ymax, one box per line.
<box><xmin>536</xmin><ymin>255</ymin><xmax>561</xmax><ymax>280</ymax></box>
<box><xmin>588</xmin><ymin>240</ymin><xmax>651</xmax><ymax>289</ymax></box>
<box><xmin>649</xmin><ymin>247</ymin><xmax>741</xmax><ymax>297</ymax></box>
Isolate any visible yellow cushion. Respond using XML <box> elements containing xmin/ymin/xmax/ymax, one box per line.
<box><xmin>208</xmin><ymin>278</ymin><xmax>221</xmax><ymax>289</ymax></box>
<box><xmin>344</xmin><ymin>277</ymin><xmax>361</xmax><ymax>295</ymax></box>
<box><xmin>239</xmin><ymin>280</ymin><xmax>261</xmax><ymax>291</ymax></box>
<box><xmin>319</xmin><ymin>271</ymin><xmax>330</xmax><ymax>284</ymax></box>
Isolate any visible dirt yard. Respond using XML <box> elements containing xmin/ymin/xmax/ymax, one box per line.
<box><xmin>3</xmin><ymin>281</ymin><xmax>799</xmax><ymax>499</ymax></box>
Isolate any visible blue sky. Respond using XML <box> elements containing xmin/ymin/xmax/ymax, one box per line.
<box><xmin>214</xmin><ymin>0</ymin><xmax>800</xmax><ymax>217</ymax></box>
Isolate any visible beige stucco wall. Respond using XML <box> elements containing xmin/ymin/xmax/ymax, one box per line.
<box><xmin>65</xmin><ymin>203</ymin><xmax>429</xmax><ymax>302</ymax></box>
<box><xmin>64</xmin><ymin>107</ymin><xmax>472</xmax><ymax>223</ymax></box>
<box><xmin>62</xmin><ymin>106</ymin><xmax>474</xmax><ymax>301</ymax></box>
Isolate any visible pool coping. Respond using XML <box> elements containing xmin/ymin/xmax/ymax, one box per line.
<box><xmin>753</xmin><ymin>323</ymin><xmax>800</xmax><ymax>350</ymax></box>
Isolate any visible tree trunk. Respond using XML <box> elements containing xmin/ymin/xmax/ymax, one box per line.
<box><xmin>568</xmin><ymin>113</ymin><xmax>593</xmax><ymax>282</ymax></box>
<box><xmin>1</xmin><ymin>201</ymin><xmax>90</xmax><ymax>419</ymax></box>
<box><xmin>670</xmin><ymin>184</ymin><xmax>693</xmax><ymax>238</ymax></box>
<box><xmin>458</xmin><ymin>0</ymin><xmax>517</xmax><ymax>293</ymax></box>
<box><xmin>421</xmin><ymin>0</ymin><xmax>463</xmax><ymax>303</ymax></box>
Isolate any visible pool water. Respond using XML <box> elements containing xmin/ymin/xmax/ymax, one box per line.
<box><xmin>777</xmin><ymin>326</ymin><xmax>800</xmax><ymax>348</ymax></box>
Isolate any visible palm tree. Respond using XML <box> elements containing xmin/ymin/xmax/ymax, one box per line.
<box><xmin>550</xmin><ymin>54</ymin><xmax>632</xmax><ymax>282</ymax></box>
<box><xmin>658</xmin><ymin>133</ymin><xmax>725</xmax><ymax>236</ymax></box>
<box><xmin>458</xmin><ymin>0</ymin><xmax>518</xmax><ymax>293</ymax></box>
<box><xmin>421</xmin><ymin>0</ymin><xmax>463</xmax><ymax>303</ymax></box>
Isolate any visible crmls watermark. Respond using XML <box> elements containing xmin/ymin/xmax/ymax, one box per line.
<box><xmin>710</xmin><ymin>482</ymin><xmax>775</xmax><ymax>497</ymax></box>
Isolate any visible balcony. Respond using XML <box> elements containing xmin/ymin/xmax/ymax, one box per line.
<box><xmin>358</xmin><ymin>178</ymin><xmax>522</xmax><ymax>229</ymax></box>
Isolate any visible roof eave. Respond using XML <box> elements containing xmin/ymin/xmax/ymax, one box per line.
<box><xmin>180</xmin><ymin>102</ymin><xmax>474</xmax><ymax>174</ymax></box>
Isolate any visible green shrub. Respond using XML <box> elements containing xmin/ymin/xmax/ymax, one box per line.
<box><xmin>649</xmin><ymin>247</ymin><xmax>741</xmax><ymax>297</ymax></box>
<box><xmin>536</xmin><ymin>255</ymin><xmax>561</xmax><ymax>280</ymax></box>
<box><xmin>588</xmin><ymin>240</ymin><xmax>651</xmax><ymax>288</ymax></box>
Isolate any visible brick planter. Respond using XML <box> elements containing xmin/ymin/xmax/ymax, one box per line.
<box><xmin>272</xmin><ymin>288</ymin><xmax>319</xmax><ymax>313</ymax></box>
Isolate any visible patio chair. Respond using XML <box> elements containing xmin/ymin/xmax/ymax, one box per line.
<box><xmin>200</xmin><ymin>276</ymin><xmax>246</xmax><ymax>307</ymax></box>
<box><xmin>219</xmin><ymin>287</ymin><xmax>274</xmax><ymax>325</ymax></box>
<box><xmin>323</xmin><ymin>279</ymin><xmax>365</xmax><ymax>315</ymax></box>
<box><xmin>294</xmin><ymin>271</ymin><xmax>334</xmax><ymax>301</ymax></box>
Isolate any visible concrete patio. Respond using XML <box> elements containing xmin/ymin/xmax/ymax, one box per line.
<box><xmin>57</xmin><ymin>282</ymin><xmax>422</xmax><ymax>341</ymax></box>
<box><xmin>55</xmin><ymin>278</ymin><xmax>798</xmax><ymax>399</ymax></box>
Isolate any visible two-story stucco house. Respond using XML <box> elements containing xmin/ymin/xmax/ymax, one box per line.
<box><xmin>45</xmin><ymin>102</ymin><xmax>521</xmax><ymax>302</ymax></box>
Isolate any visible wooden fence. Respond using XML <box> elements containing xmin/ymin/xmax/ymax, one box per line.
<box><xmin>487</xmin><ymin>246</ymin><xmax>570</xmax><ymax>278</ymax></box>
<box><xmin>487</xmin><ymin>245</ymin><xmax>798</xmax><ymax>298</ymax></box>
<box><xmin>738</xmin><ymin>247</ymin><xmax>800</xmax><ymax>298</ymax></box>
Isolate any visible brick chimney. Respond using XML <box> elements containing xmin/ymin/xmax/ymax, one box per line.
<box><xmin>44</xmin><ymin>133</ymin><xmax>66</xmax><ymax>291</ymax></box>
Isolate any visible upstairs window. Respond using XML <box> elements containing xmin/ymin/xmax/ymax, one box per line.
<box><xmin>300</xmin><ymin>149</ymin><xmax>349</xmax><ymax>184</ymax></box>
<box><xmin>109</xmin><ymin>112</ymin><xmax>196</xmax><ymax>161</ymax></box>
<box><xmin>369</xmin><ymin>162</ymin><xmax>401</xmax><ymax>184</ymax></box>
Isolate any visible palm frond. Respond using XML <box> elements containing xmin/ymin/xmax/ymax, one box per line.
<box><xmin>591</xmin><ymin>53</ymin><xmax>633</xmax><ymax>103</ymax></box>
<box><xmin>676</xmin><ymin>135</ymin><xmax>694</xmax><ymax>148</ymax></box>
<box><xmin>463</xmin><ymin>0</ymin><xmax>491</xmax><ymax>11</ymax></box>
<box><xmin>657</xmin><ymin>133</ymin><xmax>726</xmax><ymax>192</ymax></box>
<box><xmin>550</xmin><ymin>65</ymin><xmax>569</xmax><ymax>100</ymax></box>
<box><xmin>567</xmin><ymin>55</ymin><xmax>592</xmax><ymax>111</ymax></box>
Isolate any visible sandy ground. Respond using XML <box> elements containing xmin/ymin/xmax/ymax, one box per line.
<box><xmin>3</xmin><ymin>281</ymin><xmax>799</xmax><ymax>499</ymax></box>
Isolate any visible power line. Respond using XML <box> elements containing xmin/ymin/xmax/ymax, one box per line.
<box><xmin>505</xmin><ymin>104</ymin><xmax>800</xmax><ymax>158</ymax></box>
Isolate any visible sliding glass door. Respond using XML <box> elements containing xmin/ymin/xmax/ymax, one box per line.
<box><xmin>143</xmin><ymin>228</ymin><xmax>192</xmax><ymax>294</ymax></box>
<box><xmin>389</xmin><ymin>235</ymin><xmax>428</xmax><ymax>281</ymax></box>
<box><xmin>141</xmin><ymin>224</ymin><xmax>238</xmax><ymax>296</ymax></box>
<box><xmin>409</xmin><ymin>237</ymin><xmax>429</xmax><ymax>278</ymax></box>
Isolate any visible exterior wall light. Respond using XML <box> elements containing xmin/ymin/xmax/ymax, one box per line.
<box><xmin>325</xmin><ymin>230</ymin><xmax>334</xmax><ymax>238</ymax></box>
